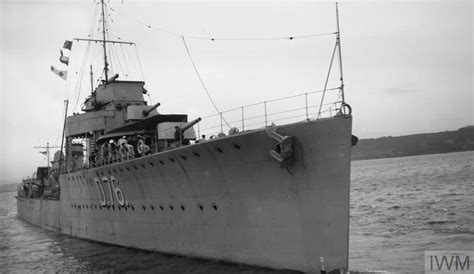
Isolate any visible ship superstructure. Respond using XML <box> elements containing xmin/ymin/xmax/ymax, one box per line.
<box><xmin>17</xmin><ymin>1</ymin><xmax>356</xmax><ymax>272</ymax></box>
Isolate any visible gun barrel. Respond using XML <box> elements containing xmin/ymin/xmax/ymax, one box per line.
<box><xmin>142</xmin><ymin>102</ymin><xmax>161</xmax><ymax>116</ymax></box>
<box><xmin>179</xmin><ymin>117</ymin><xmax>202</xmax><ymax>132</ymax></box>
<box><xmin>107</xmin><ymin>73</ymin><xmax>119</xmax><ymax>82</ymax></box>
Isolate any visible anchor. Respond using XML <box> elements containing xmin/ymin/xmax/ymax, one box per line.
<box><xmin>266</xmin><ymin>125</ymin><xmax>295</xmax><ymax>168</ymax></box>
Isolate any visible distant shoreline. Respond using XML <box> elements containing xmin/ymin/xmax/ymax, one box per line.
<box><xmin>0</xmin><ymin>183</ymin><xmax>18</xmax><ymax>193</ymax></box>
<box><xmin>352</xmin><ymin>126</ymin><xmax>474</xmax><ymax>161</ymax></box>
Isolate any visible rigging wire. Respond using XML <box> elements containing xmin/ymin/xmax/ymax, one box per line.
<box><xmin>109</xmin><ymin>7</ymin><xmax>337</xmax><ymax>41</ymax></box>
<box><xmin>107</xmin><ymin>10</ymin><xmax>132</xmax><ymax>79</ymax></box>
<box><xmin>181</xmin><ymin>36</ymin><xmax>231</xmax><ymax>129</ymax></box>
<box><xmin>133</xmin><ymin>44</ymin><xmax>153</xmax><ymax>104</ymax></box>
<box><xmin>133</xmin><ymin>45</ymin><xmax>146</xmax><ymax>82</ymax></box>
<box><xmin>119</xmin><ymin>43</ymin><xmax>131</xmax><ymax>78</ymax></box>
<box><xmin>73</xmin><ymin>41</ymin><xmax>92</xmax><ymax>112</ymax></box>
<box><xmin>316</xmin><ymin>40</ymin><xmax>338</xmax><ymax>119</ymax></box>
<box><xmin>72</xmin><ymin>3</ymin><xmax>100</xmax><ymax>112</ymax></box>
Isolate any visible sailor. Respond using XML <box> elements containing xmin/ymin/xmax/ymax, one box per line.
<box><xmin>100</xmin><ymin>143</ymin><xmax>107</xmax><ymax>165</ymax></box>
<box><xmin>118</xmin><ymin>137</ymin><xmax>134</xmax><ymax>161</ymax></box>
<box><xmin>128</xmin><ymin>134</ymin><xmax>138</xmax><ymax>147</ymax></box>
<box><xmin>174</xmin><ymin>126</ymin><xmax>182</xmax><ymax>142</ymax></box>
<box><xmin>118</xmin><ymin>136</ymin><xmax>127</xmax><ymax>147</ymax></box>
<box><xmin>125</xmin><ymin>143</ymin><xmax>135</xmax><ymax>160</ymax></box>
<box><xmin>174</xmin><ymin>126</ymin><xmax>190</xmax><ymax>145</ymax></box>
<box><xmin>108</xmin><ymin>139</ymin><xmax>116</xmax><ymax>163</ymax></box>
<box><xmin>89</xmin><ymin>148</ymin><xmax>97</xmax><ymax>167</ymax></box>
<box><xmin>117</xmin><ymin>136</ymin><xmax>127</xmax><ymax>161</ymax></box>
<box><xmin>128</xmin><ymin>133</ymin><xmax>139</xmax><ymax>155</ymax></box>
<box><xmin>196</xmin><ymin>134</ymin><xmax>206</xmax><ymax>144</ymax></box>
<box><xmin>24</xmin><ymin>184</ymin><xmax>29</xmax><ymax>198</ymax></box>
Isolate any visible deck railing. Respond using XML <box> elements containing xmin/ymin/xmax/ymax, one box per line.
<box><xmin>196</xmin><ymin>86</ymin><xmax>343</xmax><ymax>138</ymax></box>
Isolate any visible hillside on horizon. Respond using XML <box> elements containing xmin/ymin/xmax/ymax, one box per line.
<box><xmin>352</xmin><ymin>125</ymin><xmax>474</xmax><ymax>160</ymax></box>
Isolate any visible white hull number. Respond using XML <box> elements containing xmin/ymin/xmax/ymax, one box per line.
<box><xmin>94</xmin><ymin>175</ymin><xmax>127</xmax><ymax>207</ymax></box>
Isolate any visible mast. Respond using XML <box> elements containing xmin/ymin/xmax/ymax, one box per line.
<box><xmin>335</xmin><ymin>2</ymin><xmax>345</xmax><ymax>103</ymax></box>
<box><xmin>90</xmin><ymin>65</ymin><xmax>94</xmax><ymax>94</ymax></box>
<box><xmin>101</xmin><ymin>0</ymin><xmax>109</xmax><ymax>82</ymax></box>
<box><xmin>34</xmin><ymin>142</ymin><xmax>60</xmax><ymax>169</ymax></box>
<box><xmin>59</xmin><ymin>100</ymin><xmax>69</xmax><ymax>173</ymax></box>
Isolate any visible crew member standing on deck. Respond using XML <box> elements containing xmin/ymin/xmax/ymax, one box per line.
<box><xmin>108</xmin><ymin>139</ymin><xmax>116</xmax><ymax>163</ymax></box>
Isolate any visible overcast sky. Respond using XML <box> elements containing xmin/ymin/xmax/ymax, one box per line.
<box><xmin>0</xmin><ymin>1</ymin><xmax>472</xmax><ymax>182</ymax></box>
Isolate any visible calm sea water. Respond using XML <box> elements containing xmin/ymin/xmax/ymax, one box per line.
<box><xmin>1</xmin><ymin>151</ymin><xmax>473</xmax><ymax>272</ymax></box>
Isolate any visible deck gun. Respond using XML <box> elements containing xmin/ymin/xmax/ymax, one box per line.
<box><xmin>142</xmin><ymin>102</ymin><xmax>161</xmax><ymax>117</ymax></box>
<box><xmin>174</xmin><ymin>117</ymin><xmax>202</xmax><ymax>143</ymax></box>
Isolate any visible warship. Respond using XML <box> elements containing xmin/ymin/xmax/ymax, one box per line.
<box><xmin>17</xmin><ymin>1</ymin><xmax>356</xmax><ymax>272</ymax></box>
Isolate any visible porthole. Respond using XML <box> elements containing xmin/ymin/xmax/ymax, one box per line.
<box><xmin>180</xmin><ymin>204</ymin><xmax>185</xmax><ymax>211</ymax></box>
<box><xmin>169</xmin><ymin>204</ymin><xmax>174</xmax><ymax>211</ymax></box>
<box><xmin>212</xmin><ymin>203</ymin><xmax>218</xmax><ymax>210</ymax></box>
<box><xmin>198</xmin><ymin>204</ymin><xmax>204</xmax><ymax>211</ymax></box>
<box><xmin>181</xmin><ymin>155</ymin><xmax>187</xmax><ymax>160</ymax></box>
<box><xmin>159</xmin><ymin>204</ymin><xmax>164</xmax><ymax>211</ymax></box>
<box><xmin>234</xmin><ymin>144</ymin><xmax>241</xmax><ymax>150</ymax></box>
<box><xmin>149</xmin><ymin>162</ymin><xmax>154</xmax><ymax>167</ymax></box>
<box><xmin>150</xmin><ymin>205</ymin><xmax>155</xmax><ymax>211</ymax></box>
<box><xmin>142</xmin><ymin>205</ymin><xmax>146</xmax><ymax>211</ymax></box>
<box><xmin>134</xmin><ymin>166</ymin><xmax>138</xmax><ymax>170</ymax></box>
<box><xmin>169</xmin><ymin>158</ymin><xmax>175</xmax><ymax>163</ymax></box>
<box><xmin>159</xmin><ymin>160</ymin><xmax>164</xmax><ymax>165</ymax></box>
<box><xmin>141</xmin><ymin>164</ymin><xmax>146</xmax><ymax>169</ymax></box>
<box><xmin>193</xmin><ymin>152</ymin><xmax>200</xmax><ymax>157</ymax></box>
<box><xmin>216</xmin><ymin>147</ymin><xmax>223</xmax><ymax>153</ymax></box>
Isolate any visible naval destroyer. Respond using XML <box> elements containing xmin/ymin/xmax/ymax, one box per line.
<box><xmin>17</xmin><ymin>1</ymin><xmax>356</xmax><ymax>272</ymax></box>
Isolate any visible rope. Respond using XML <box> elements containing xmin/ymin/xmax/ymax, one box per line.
<box><xmin>109</xmin><ymin>7</ymin><xmax>336</xmax><ymax>41</ymax></box>
<box><xmin>317</xmin><ymin>40</ymin><xmax>338</xmax><ymax>119</ymax></box>
<box><xmin>119</xmin><ymin>43</ymin><xmax>130</xmax><ymax>78</ymax></box>
<box><xmin>181</xmin><ymin>36</ymin><xmax>231</xmax><ymax>129</ymax></box>
<box><xmin>134</xmin><ymin>45</ymin><xmax>146</xmax><ymax>82</ymax></box>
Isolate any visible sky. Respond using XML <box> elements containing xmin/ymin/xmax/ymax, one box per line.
<box><xmin>0</xmin><ymin>0</ymin><xmax>472</xmax><ymax>182</ymax></box>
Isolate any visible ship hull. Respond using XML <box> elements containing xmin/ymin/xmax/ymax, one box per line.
<box><xmin>18</xmin><ymin>116</ymin><xmax>352</xmax><ymax>272</ymax></box>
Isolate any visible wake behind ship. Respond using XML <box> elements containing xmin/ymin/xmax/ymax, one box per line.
<box><xmin>17</xmin><ymin>1</ymin><xmax>356</xmax><ymax>272</ymax></box>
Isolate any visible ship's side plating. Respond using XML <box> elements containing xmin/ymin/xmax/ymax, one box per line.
<box><xmin>18</xmin><ymin>116</ymin><xmax>352</xmax><ymax>272</ymax></box>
